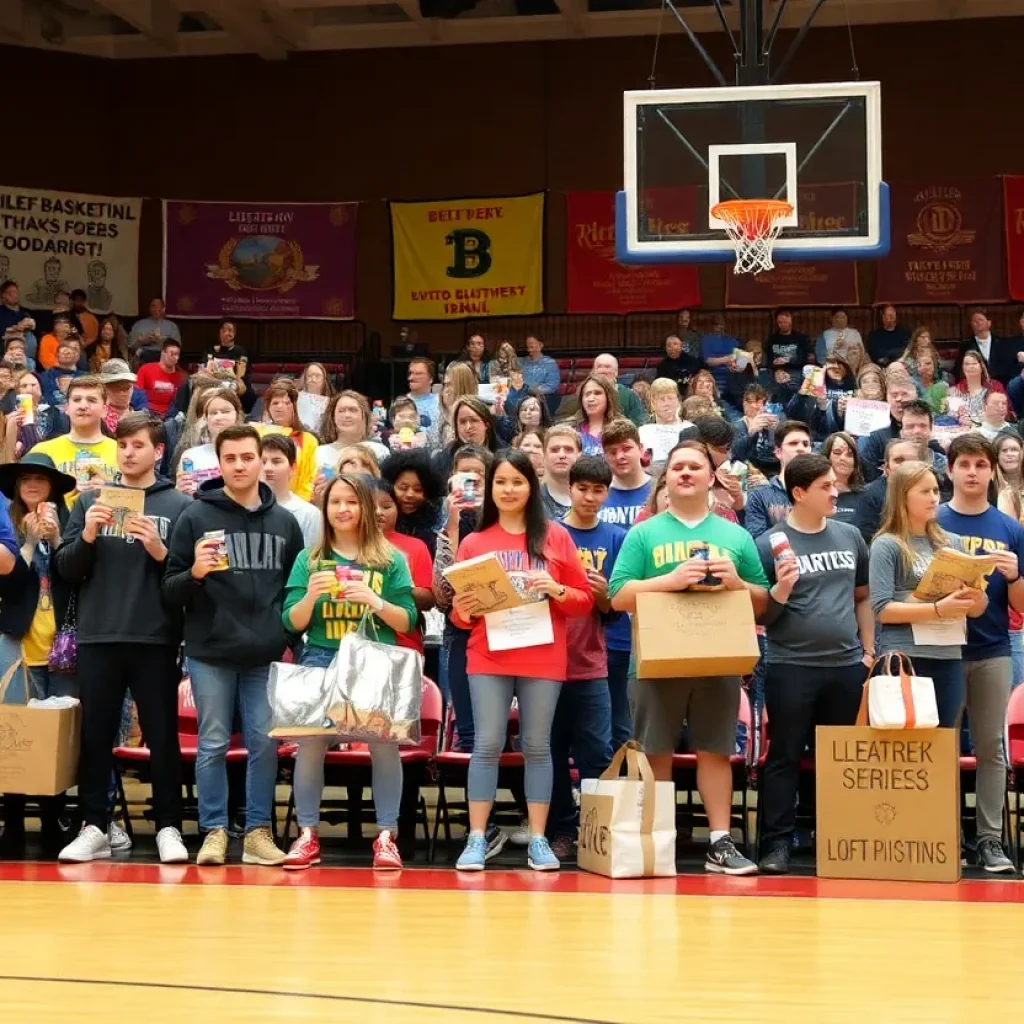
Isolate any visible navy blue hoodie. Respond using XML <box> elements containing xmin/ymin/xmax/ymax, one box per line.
<box><xmin>162</xmin><ymin>480</ymin><xmax>304</xmax><ymax>667</ymax></box>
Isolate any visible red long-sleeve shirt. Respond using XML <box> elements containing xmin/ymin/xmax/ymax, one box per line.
<box><xmin>452</xmin><ymin>522</ymin><xmax>593</xmax><ymax>680</ymax></box>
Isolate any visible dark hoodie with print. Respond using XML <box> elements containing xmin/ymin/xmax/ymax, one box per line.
<box><xmin>55</xmin><ymin>479</ymin><xmax>193</xmax><ymax>645</ymax></box>
<box><xmin>162</xmin><ymin>480</ymin><xmax>304</xmax><ymax>667</ymax></box>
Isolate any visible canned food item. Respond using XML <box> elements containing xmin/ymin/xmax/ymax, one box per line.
<box><xmin>17</xmin><ymin>393</ymin><xmax>33</xmax><ymax>425</ymax></box>
<box><xmin>74</xmin><ymin>449</ymin><xmax>104</xmax><ymax>489</ymax></box>
<box><xmin>688</xmin><ymin>541</ymin><xmax>720</xmax><ymax>589</ymax></box>
<box><xmin>452</xmin><ymin>472</ymin><xmax>481</xmax><ymax>508</ymax></box>
<box><xmin>40</xmin><ymin>501</ymin><xmax>57</xmax><ymax>524</ymax></box>
<box><xmin>769</xmin><ymin>532</ymin><xmax>797</xmax><ymax>564</ymax></box>
<box><xmin>335</xmin><ymin>564</ymin><xmax>363</xmax><ymax>598</ymax></box>
<box><xmin>202</xmin><ymin>529</ymin><xmax>230</xmax><ymax>571</ymax></box>
<box><xmin>181</xmin><ymin>457</ymin><xmax>195</xmax><ymax>474</ymax></box>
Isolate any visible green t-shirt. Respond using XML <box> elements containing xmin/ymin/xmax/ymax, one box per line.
<box><xmin>283</xmin><ymin>546</ymin><xmax>417</xmax><ymax>650</ymax></box>
<box><xmin>608</xmin><ymin>510</ymin><xmax>769</xmax><ymax>595</ymax></box>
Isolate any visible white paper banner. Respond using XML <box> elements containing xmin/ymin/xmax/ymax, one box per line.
<box><xmin>0</xmin><ymin>184</ymin><xmax>142</xmax><ymax>315</ymax></box>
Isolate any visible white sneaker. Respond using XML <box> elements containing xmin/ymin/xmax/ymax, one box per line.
<box><xmin>108</xmin><ymin>821</ymin><xmax>132</xmax><ymax>853</ymax></box>
<box><xmin>59</xmin><ymin>825</ymin><xmax>112</xmax><ymax>863</ymax></box>
<box><xmin>509</xmin><ymin>818</ymin><xmax>530</xmax><ymax>847</ymax></box>
<box><xmin>156</xmin><ymin>827</ymin><xmax>189</xmax><ymax>864</ymax></box>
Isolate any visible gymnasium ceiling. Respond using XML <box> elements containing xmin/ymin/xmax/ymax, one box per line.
<box><xmin>1</xmin><ymin>0</ymin><xmax>1020</xmax><ymax>59</ymax></box>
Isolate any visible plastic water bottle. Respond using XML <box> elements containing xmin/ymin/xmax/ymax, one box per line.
<box><xmin>371</xmin><ymin>400</ymin><xmax>387</xmax><ymax>438</ymax></box>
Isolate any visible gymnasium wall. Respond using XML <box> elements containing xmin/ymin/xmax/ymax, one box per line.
<box><xmin>2</xmin><ymin>15</ymin><xmax>1022</xmax><ymax>356</ymax></box>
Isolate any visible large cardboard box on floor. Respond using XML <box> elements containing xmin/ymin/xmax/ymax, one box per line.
<box><xmin>0</xmin><ymin>704</ymin><xmax>80</xmax><ymax>795</ymax></box>
<box><xmin>633</xmin><ymin>590</ymin><xmax>760</xmax><ymax>679</ymax></box>
<box><xmin>815</xmin><ymin>726</ymin><xmax>960</xmax><ymax>883</ymax></box>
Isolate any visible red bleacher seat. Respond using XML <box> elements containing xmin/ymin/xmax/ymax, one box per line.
<box><xmin>280</xmin><ymin>363</ymin><xmax>306</xmax><ymax>374</ymax></box>
<box><xmin>619</xmin><ymin>357</ymin><xmax>647</xmax><ymax>369</ymax></box>
<box><xmin>1008</xmin><ymin>685</ymin><xmax>1024</xmax><ymax>862</ymax></box>
<box><xmin>556</xmin><ymin>358</ymin><xmax>573</xmax><ymax>370</ymax></box>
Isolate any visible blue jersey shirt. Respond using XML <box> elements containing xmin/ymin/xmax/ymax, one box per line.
<box><xmin>596</xmin><ymin>479</ymin><xmax>652</xmax><ymax>529</ymax></box>
<box><xmin>563</xmin><ymin>518</ymin><xmax>630</xmax><ymax>654</ymax></box>
<box><xmin>936</xmin><ymin>503</ymin><xmax>1024</xmax><ymax>661</ymax></box>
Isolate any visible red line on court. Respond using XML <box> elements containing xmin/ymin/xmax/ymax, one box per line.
<box><xmin>1</xmin><ymin>861</ymin><xmax>1021</xmax><ymax>903</ymax></box>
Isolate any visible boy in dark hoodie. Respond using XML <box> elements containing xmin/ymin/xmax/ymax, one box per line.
<box><xmin>54</xmin><ymin>412</ymin><xmax>193</xmax><ymax>864</ymax></box>
<box><xmin>162</xmin><ymin>424</ymin><xmax>303</xmax><ymax>868</ymax></box>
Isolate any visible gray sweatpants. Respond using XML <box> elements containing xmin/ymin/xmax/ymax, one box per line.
<box><xmin>963</xmin><ymin>657</ymin><xmax>1011</xmax><ymax>841</ymax></box>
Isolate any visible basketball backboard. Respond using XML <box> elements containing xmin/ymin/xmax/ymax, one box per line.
<box><xmin>616</xmin><ymin>80</ymin><xmax>889</xmax><ymax>265</ymax></box>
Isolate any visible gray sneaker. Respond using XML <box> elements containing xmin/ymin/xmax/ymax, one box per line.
<box><xmin>976</xmin><ymin>838</ymin><xmax>1015</xmax><ymax>875</ymax></box>
<box><xmin>705</xmin><ymin>835</ymin><xmax>757</xmax><ymax>876</ymax></box>
<box><xmin>108</xmin><ymin>821</ymin><xmax>132</xmax><ymax>853</ymax></box>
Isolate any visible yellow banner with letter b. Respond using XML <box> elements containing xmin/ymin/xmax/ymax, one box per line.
<box><xmin>390</xmin><ymin>193</ymin><xmax>544</xmax><ymax>320</ymax></box>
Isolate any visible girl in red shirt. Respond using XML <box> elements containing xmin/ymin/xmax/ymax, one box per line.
<box><xmin>451</xmin><ymin>448</ymin><xmax>592</xmax><ymax>872</ymax></box>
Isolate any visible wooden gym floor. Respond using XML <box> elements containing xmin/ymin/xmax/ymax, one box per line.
<box><xmin>2</xmin><ymin>861</ymin><xmax>1023</xmax><ymax>1023</ymax></box>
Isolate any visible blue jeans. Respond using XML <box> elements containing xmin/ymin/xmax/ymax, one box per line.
<box><xmin>467</xmin><ymin>674</ymin><xmax>561</xmax><ymax>804</ymax></box>
<box><xmin>1011</xmin><ymin>629</ymin><xmax>1024</xmax><ymax>691</ymax></box>
<box><xmin>188</xmin><ymin>658</ymin><xmax>278</xmax><ymax>832</ymax></box>
<box><xmin>292</xmin><ymin>645</ymin><xmax>402</xmax><ymax>831</ymax></box>
<box><xmin>549</xmin><ymin>679</ymin><xmax>612</xmax><ymax>839</ymax></box>
<box><xmin>443</xmin><ymin>623</ymin><xmax>474</xmax><ymax>752</ymax></box>
<box><xmin>606</xmin><ymin>649</ymin><xmax>633</xmax><ymax>751</ymax></box>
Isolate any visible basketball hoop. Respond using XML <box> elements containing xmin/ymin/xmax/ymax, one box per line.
<box><xmin>711</xmin><ymin>199</ymin><xmax>794</xmax><ymax>275</ymax></box>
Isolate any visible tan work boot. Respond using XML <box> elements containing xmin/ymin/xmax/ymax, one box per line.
<box><xmin>242</xmin><ymin>827</ymin><xmax>285</xmax><ymax>866</ymax></box>
<box><xmin>196</xmin><ymin>828</ymin><xmax>228</xmax><ymax>866</ymax></box>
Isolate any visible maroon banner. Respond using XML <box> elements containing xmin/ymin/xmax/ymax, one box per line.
<box><xmin>726</xmin><ymin>183</ymin><xmax>859</xmax><ymax>308</ymax></box>
<box><xmin>875</xmin><ymin>179</ymin><xmax>1006</xmax><ymax>304</ymax></box>
<box><xmin>565</xmin><ymin>190</ymin><xmax>700</xmax><ymax>314</ymax></box>
<box><xmin>1004</xmin><ymin>176</ymin><xmax>1024</xmax><ymax>302</ymax></box>
<box><xmin>163</xmin><ymin>200</ymin><xmax>357</xmax><ymax>319</ymax></box>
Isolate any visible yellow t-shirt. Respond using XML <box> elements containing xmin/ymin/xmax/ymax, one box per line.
<box><xmin>21</xmin><ymin>571</ymin><xmax>56</xmax><ymax>667</ymax></box>
<box><xmin>255</xmin><ymin>425</ymin><xmax>318</xmax><ymax>502</ymax></box>
<box><xmin>31</xmin><ymin>435</ymin><xmax>120</xmax><ymax>507</ymax></box>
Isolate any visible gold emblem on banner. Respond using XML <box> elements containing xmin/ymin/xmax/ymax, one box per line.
<box><xmin>907</xmin><ymin>189</ymin><xmax>975</xmax><ymax>254</ymax></box>
<box><xmin>205</xmin><ymin>237</ymin><xmax>320</xmax><ymax>293</ymax></box>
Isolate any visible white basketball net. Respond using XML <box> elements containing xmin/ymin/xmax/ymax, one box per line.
<box><xmin>712</xmin><ymin>200</ymin><xmax>794</xmax><ymax>275</ymax></box>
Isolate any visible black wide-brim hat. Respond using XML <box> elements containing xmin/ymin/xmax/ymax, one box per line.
<box><xmin>0</xmin><ymin>452</ymin><xmax>78</xmax><ymax>500</ymax></box>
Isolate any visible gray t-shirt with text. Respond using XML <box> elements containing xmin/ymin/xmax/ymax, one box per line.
<box><xmin>868</xmin><ymin>532</ymin><xmax>966</xmax><ymax>662</ymax></box>
<box><xmin>757</xmin><ymin>519</ymin><xmax>869</xmax><ymax>667</ymax></box>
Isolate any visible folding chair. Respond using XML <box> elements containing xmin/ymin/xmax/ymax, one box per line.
<box><xmin>1008</xmin><ymin>685</ymin><xmax>1024</xmax><ymax>866</ymax></box>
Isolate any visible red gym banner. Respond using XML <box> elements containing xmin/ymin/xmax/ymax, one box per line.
<box><xmin>1004</xmin><ymin>176</ymin><xmax>1024</xmax><ymax>301</ymax></box>
<box><xmin>565</xmin><ymin>190</ymin><xmax>700</xmax><ymax>314</ymax></box>
<box><xmin>725</xmin><ymin>183</ymin><xmax>859</xmax><ymax>308</ymax></box>
<box><xmin>875</xmin><ymin>178</ymin><xmax>1006</xmax><ymax>304</ymax></box>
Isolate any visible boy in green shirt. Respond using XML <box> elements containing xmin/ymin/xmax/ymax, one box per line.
<box><xmin>609</xmin><ymin>439</ymin><xmax>768</xmax><ymax>876</ymax></box>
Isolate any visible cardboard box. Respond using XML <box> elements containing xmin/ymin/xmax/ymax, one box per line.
<box><xmin>815</xmin><ymin>726</ymin><xmax>960</xmax><ymax>883</ymax></box>
<box><xmin>0</xmin><ymin>704</ymin><xmax>81</xmax><ymax>795</ymax></box>
<box><xmin>633</xmin><ymin>590</ymin><xmax>760</xmax><ymax>679</ymax></box>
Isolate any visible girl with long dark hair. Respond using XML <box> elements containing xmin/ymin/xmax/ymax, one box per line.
<box><xmin>450</xmin><ymin>448</ymin><xmax>592</xmax><ymax>872</ymax></box>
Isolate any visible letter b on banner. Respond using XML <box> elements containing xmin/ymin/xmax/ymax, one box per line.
<box><xmin>446</xmin><ymin>229</ymin><xmax>492</xmax><ymax>279</ymax></box>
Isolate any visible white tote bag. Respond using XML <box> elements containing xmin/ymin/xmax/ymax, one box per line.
<box><xmin>578</xmin><ymin>741</ymin><xmax>677</xmax><ymax>878</ymax></box>
<box><xmin>861</xmin><ymin>652</ymin><xmax>939</xmax><ymax>730</ymax></box>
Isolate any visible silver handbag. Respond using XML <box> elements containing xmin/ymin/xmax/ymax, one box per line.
<box><xmin>324</xmin><ymin>612</ymin><xmax>423</xmax><ymax>745</ymax></box>
<box><xmin>267</xmin><ymin>661</ymin><xmax>337</xmax><ymax>738</ymax></box>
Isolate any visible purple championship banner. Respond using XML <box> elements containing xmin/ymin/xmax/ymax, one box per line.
<box><xmin>162</xmin><ymin>200</ymin><xmax>357</xmax><ymax>319</ymax></box>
